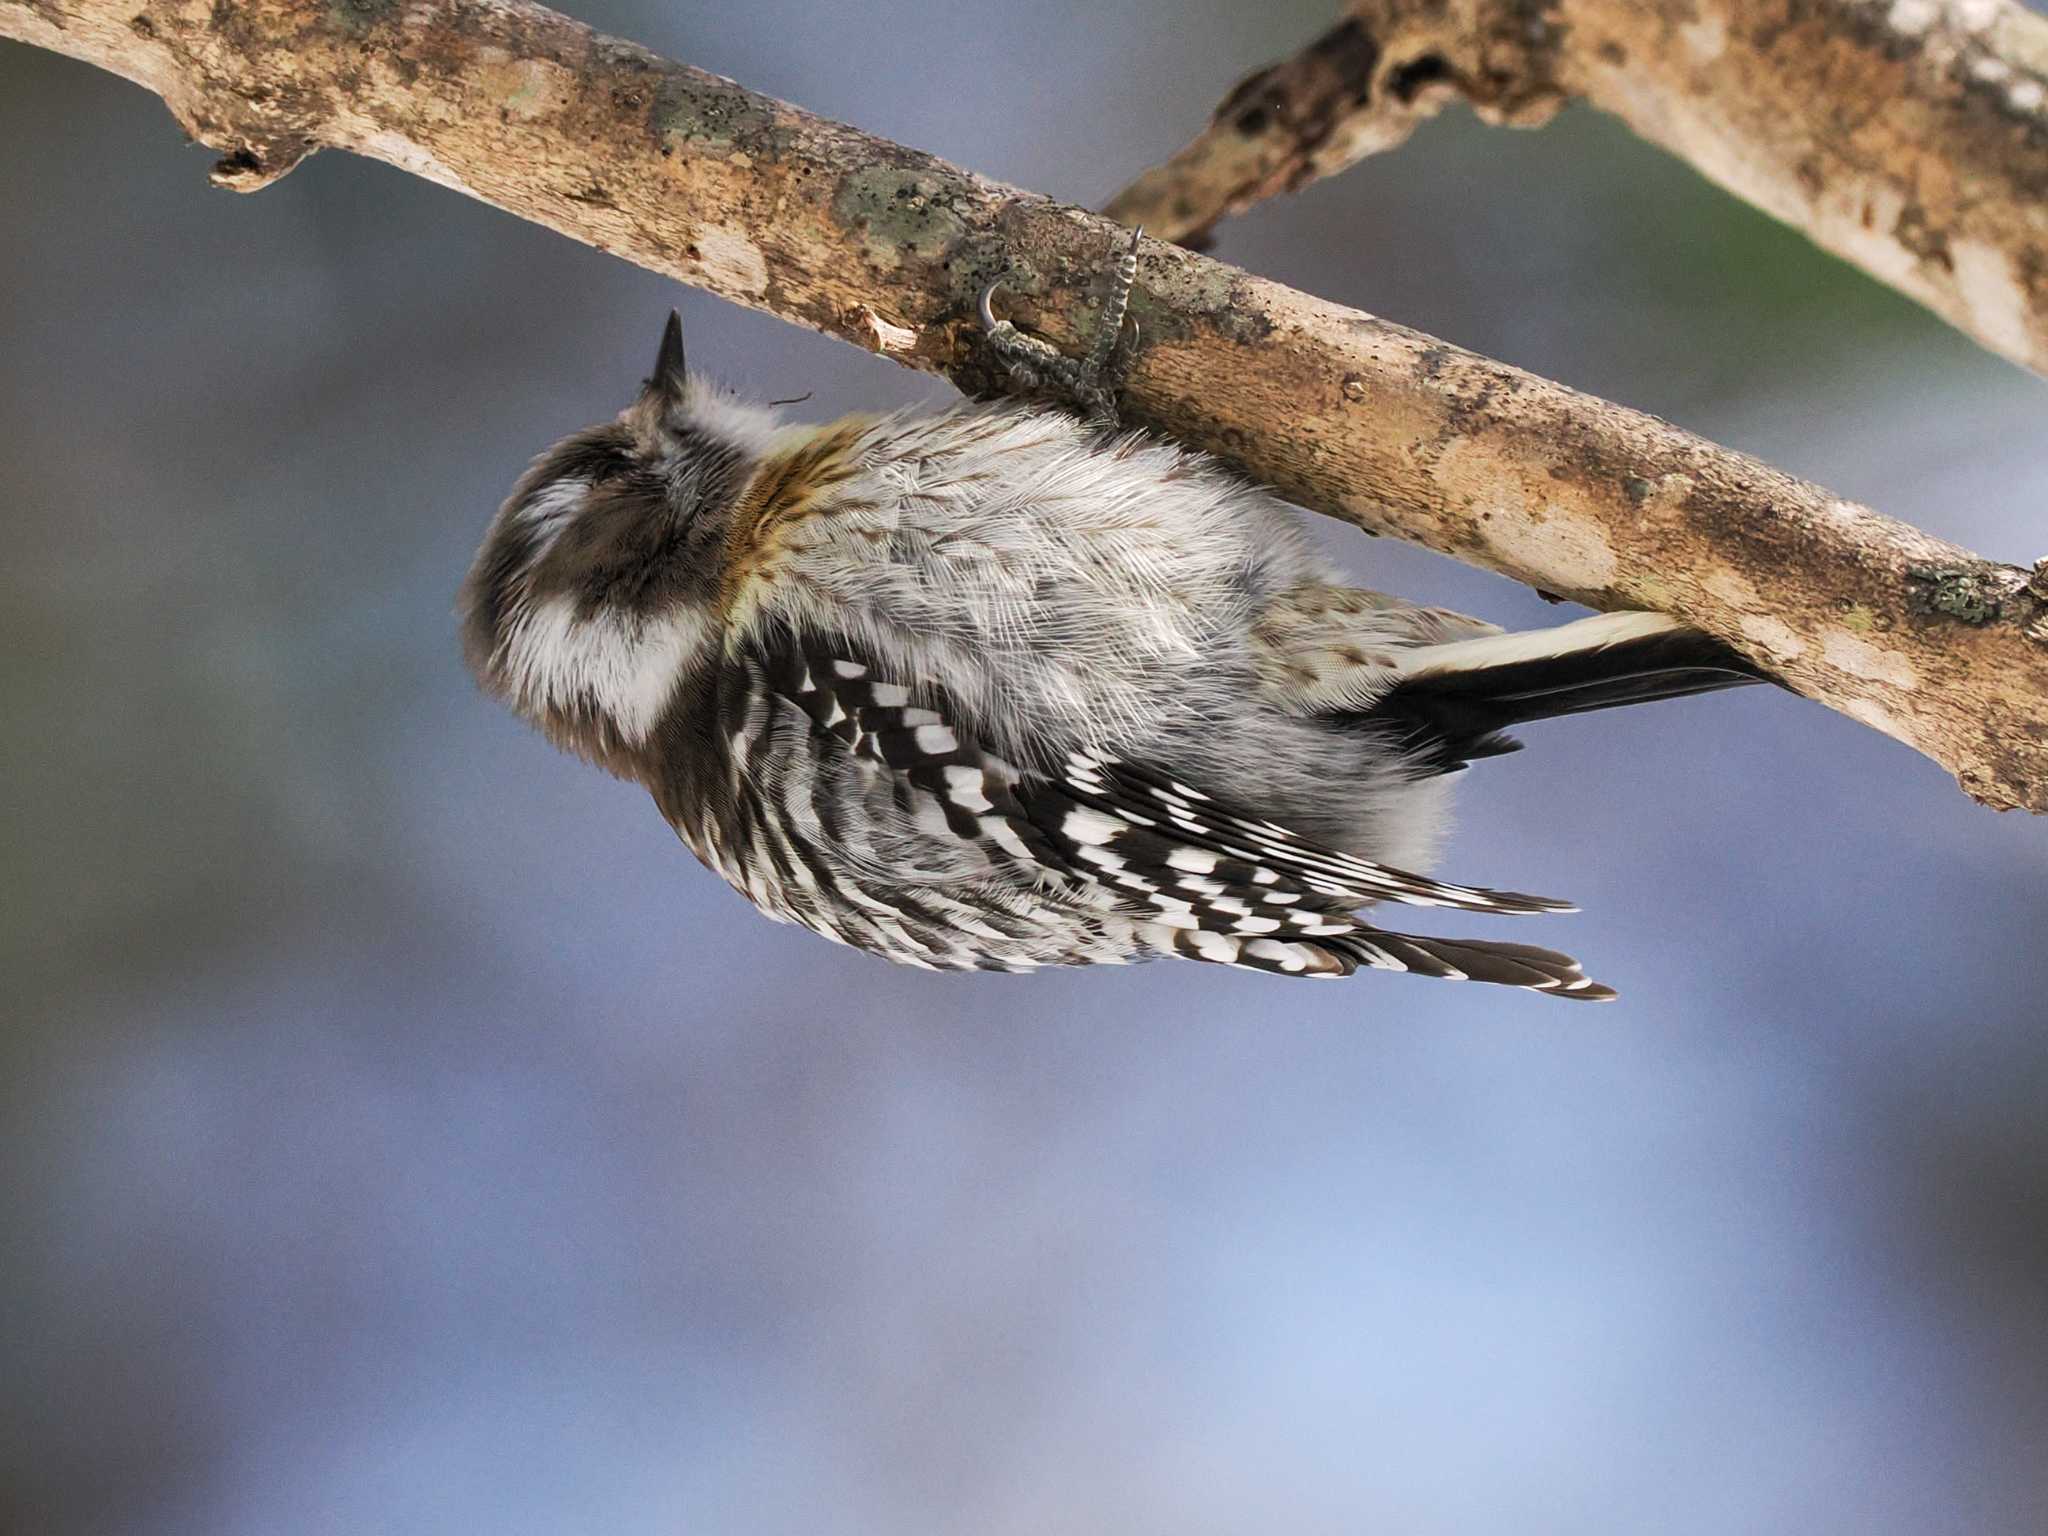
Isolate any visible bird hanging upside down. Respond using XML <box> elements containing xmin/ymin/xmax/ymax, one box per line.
<box><xmin>460</xmin><ymin>230</ymin><xmax>1766</xmax><ymax>1000</ymax></box>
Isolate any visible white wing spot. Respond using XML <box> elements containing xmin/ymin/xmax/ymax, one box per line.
<box><xmin>1061</xmin><ymin>807</ymin><xmax>1126</xmax><ymax>846</ymax></box>
<box><xmin>942</xmin><ymin>766</ymin><xmax>994</xmax><ymax>812</ymax></box>
<box><xmin>980</xmin><ymin>818</ymin><xmax>1034</xmax><ymax>860</ymax></box>
<box><xmin>1244</xmin><ymin>939</ymin><xmax>1309</xmax><ymax>972</ymax></box>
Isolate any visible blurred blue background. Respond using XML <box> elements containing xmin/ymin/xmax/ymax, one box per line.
<box><xmin>5</xmin><ymin>2</ymin><xmax>2047</xmax><ymax>1531</ymax></box>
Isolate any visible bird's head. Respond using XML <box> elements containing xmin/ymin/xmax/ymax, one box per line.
<box><xmin>458</xmin><ymin>311</ymin><xmax>778</xmax><ymax>769</ymax></box>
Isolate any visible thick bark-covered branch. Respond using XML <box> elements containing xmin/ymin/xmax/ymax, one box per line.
<box><xmin>5</xmin><ymin>0</ymin><xmax>2047</xmax><ymax>809</ymax></box>
<box><xmin>1106</xmin><ymin>0</ymin><xmax>2048</xmax><ymax>375</ymax></box>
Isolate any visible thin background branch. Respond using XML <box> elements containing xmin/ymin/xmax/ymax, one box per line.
<box><xmin>1108</xmin><ymin>0</ymin><xmax>2048</xmax><ymax>376</ymax></box>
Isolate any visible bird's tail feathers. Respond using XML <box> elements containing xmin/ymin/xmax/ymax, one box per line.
<box><xmin>1321</xmin><ymin>927</ymin><xmax>1618</xmax><ymax>1001</ymax></box>
<box><xmin>1358</xmin><ymin>611</ymin><xmax>1769</xmax><ymax>772</ymax></box>
<box><xmin>1151</xmin><ymin>918</ymin><xmax>1618</xmax><ymax>1001</ymax></box>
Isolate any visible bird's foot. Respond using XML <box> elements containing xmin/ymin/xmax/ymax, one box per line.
<box><xmin>978</xmin><ymin>224</ymin><xmax>1142</xmax><ymax>426</ymax></box>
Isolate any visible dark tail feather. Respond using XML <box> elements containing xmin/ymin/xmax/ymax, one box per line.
<box><xmin>1323</xmin><ymin>928</ymin><xmax>1618</xmax><ymax>1001</ymax></box>
<box><xmin>1356</xmin><ymin>613</ymin><xmax>1770</xmax><ymax>773</ymax></box>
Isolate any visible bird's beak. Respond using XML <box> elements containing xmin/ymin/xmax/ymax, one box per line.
<box><xmin>647</xmin><ymin>309</ymin><xmax>687</xmax><ymax>405</ymax></box>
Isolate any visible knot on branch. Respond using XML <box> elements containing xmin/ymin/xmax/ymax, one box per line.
<box><xmin>207</xmin><ymin>138</ymin><xmax>316</xmax><ymax>190</ymax></box>
<box><xmin>111</xmin><ymin>0</ymin><xmax>361</xmax><ymax>192</ymax></box>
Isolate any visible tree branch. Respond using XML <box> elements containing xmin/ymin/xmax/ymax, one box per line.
<box><xmin>1106</xmin><ymin>0</ymin><xmax>2048</xmax><ymax>375</ymax></box>
<box><xmin>5</xmin><ymin>0</ymin><xmax>2047</xmax><ymax>809</ymax></box>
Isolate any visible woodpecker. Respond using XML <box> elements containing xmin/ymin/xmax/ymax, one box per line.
<box><xmin>460</xmin><ymin>234</ymin><xmax>1763</xmax><ymax>999</ymax></box>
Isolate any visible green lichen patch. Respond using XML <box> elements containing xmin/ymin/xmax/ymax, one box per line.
<box><xmin>831</xmin><ymin>164</ymin><xmax>973</xmax><ymax>266</ymax></box>
<box><xmin>649</xmin><ymin>73</ymin><xmax>785</xmax><ymax>157</ymax></box>
<box><xmin>1906</xmin><ymin>564</ymin><xmax>2005</xmax><ymax>625</ymax></box>
<box><xmin>1133</xmin><ymin>258</ymin><xmax>1272</xmax><ymax>347</ymax></box>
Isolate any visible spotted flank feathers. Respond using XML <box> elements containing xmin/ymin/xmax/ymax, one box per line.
<box><xmin>731</xmin><ymin>633</ymin><xmax>1615</xmax><ymax>1000</ymax></box>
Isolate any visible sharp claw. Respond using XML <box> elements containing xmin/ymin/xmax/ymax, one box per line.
<box><xmin>979</xmin><ymin>229</ymin><xmax>1142</xmax><ymax>424</ymax></box>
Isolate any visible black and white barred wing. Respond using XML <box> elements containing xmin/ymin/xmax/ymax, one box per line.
<box><xmin>705</xmin><ymin>638</ymin><xmax>1113</xmax><ymax>972</ymax></box>
<box><xmin>1046</xmin><ymin>753</ymin><xmax>1614</xmax><ymax>998</ymax></box>
<box><xmin>736</xmin><ymin>633</ymin><xmax>1615</xmax><ymax>999</ymax></box>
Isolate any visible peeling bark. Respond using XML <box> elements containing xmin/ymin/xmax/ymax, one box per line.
<box><xmin>1106</xmin><ymin>0</ymin><xmax>2048</xmax><ymax>375</ymax></box>
<box><xmin>4</xmin><ymin>0</ymin><xmax>2047</xmax><ymax>808</ymax></box>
